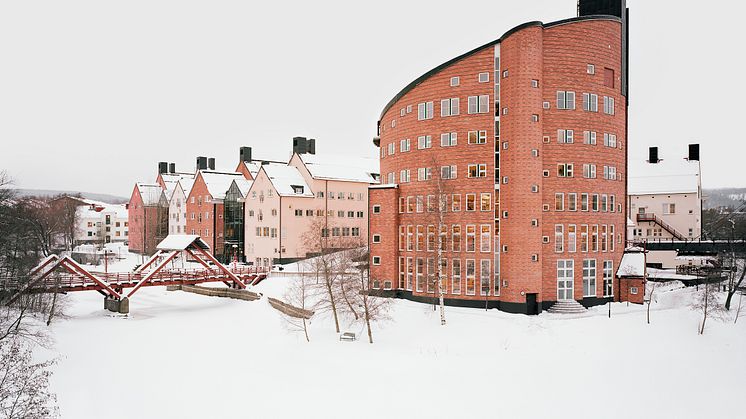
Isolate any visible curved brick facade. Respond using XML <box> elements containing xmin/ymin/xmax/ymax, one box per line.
<box><xmin>369</xmin><ymin>16</ymin><xmax>626</xmax><ymax>314</ymax></box>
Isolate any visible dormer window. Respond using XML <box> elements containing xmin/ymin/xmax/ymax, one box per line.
<box><xmin>291</xmin><ymin>185</ymin><xmax>304</xmax><ymax>194</ymax></box>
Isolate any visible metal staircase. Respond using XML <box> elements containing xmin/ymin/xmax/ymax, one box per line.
<box><xmin>637</xmin><ymin>213</ymin><xmax>685</xmax><ymax>240</ymax></box>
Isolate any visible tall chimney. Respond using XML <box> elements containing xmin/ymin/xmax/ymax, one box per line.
<box><xmin>240</xmin><ymin>146</ymin><xmax>252</xmax><ymax>163</ymax></box>
<box><xmin>168</xmin><ymin>163</ymin><xmax>176</xmax><ymax>173</ymax></box>
<box><xmin>688</xmin><ymin>144</ymin><xmax>700</xmax><ymax>161</ymax></box>
<box><xmin>208</xmin><ymin>157</ymin><xmax>216</xmax><ymax>170</ymax></box>
<box><xmin>648</xmin><ymin>147</ymin><xmax>659</xmax><ymax>164</ymax></box>
<box><xmin>293</xmin><ymin>136</ymin><xmax>307</xmax><ymax>154</ymax></box>
<box><xmin>308</xmin><ymin>138</ymin><xmax>316</xmax><ymax>155</ymax></box>
<box><xmin>158</xmin><ymin>162</ymin><xmax>168</xmax><ymax>174</ymax></box>
<box><xmin>196</xmin><ymin>156</ymin><xmax>208</xmax><ymax>171</ymax></box>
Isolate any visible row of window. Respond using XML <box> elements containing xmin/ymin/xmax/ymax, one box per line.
<box><xmin>556</xmin><ymin>130</ymin><xmax>618</xmax><ymax>147</ymax></box>
<box><xmin>412</xmin><ymin>95</ymin><xmax>491</xmax><ymax>122</ymax></box>
<box><xmin>383</xmin><ymin>130</ymin><xmax>491</xmax><ymax>158</ymax></box>
<box><xmin>392</xmin><ymin>224</ymin><xmax>493</xmax><ymax>254</ymax></box>
<box><xmin>293</xmin><ymin>209</ymin><xmax>365</xmax><ymax>218</ymax></box>
<box><xmin>556</xmin><ymin>91</ymin><xmax>615</xmax><ymax>115</ymax></box>
<box><xmin>552</xmin><ymin>192</ymin><xmax>619</xmax><ymax>213</ymax></box>
<box><xmin>553</xmin><ymin>163</ymin><xmax>618</xmax><ymax>180</ymax></box>
<box><xmin>557</xmin><ymin>259</ymin><xmax>614</xmax><ymax>298</ymax></box>
<box><xmin>553</xmin><ymin>224</ymin><xmax>617</xmax><ymax>254</ymax></box>
<box><xmin>378</xmin><ymin>257</ymin><xmax>498</xmax><ymax>296</ymax></box>
<box><xmin>396</xmin><ymin>193</ymin><xmax>493</xmax><ymax>214</ymax></box>
<box><xmin>320</xmin><ymin>227</ymin><xmax>361</xmax><ymax>237</ymax></box>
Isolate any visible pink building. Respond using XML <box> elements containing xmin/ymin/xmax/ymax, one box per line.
<box><xmin>244</xmin><ymin>138</ymin><xmax>378</xmax><ymax>266</ymax></box>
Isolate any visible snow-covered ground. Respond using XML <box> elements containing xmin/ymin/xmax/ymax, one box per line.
<box><xmin>36</xmin><ymin>264</ymin><xmax>746</xmax><ymax>419</ymax></box>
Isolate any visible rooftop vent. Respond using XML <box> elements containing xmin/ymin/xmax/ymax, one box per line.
<box><xmin>648</xmin><ymin>147</ymin><xmax>659</xmax><ymax>164</ymax></box>
<box><xmin>240</xmin><ymin>146</ymin><xmax>252</xmax><ymax>163</ymax></box>
<box><xmin>688</xmin><ymin>144</ymin><xmax>700</xmax><ymax>161</ymax></box>
<box><xmin>196</xmin><ymin>156</ymin><xmax>208</xmax><ymax>171</ymax></box>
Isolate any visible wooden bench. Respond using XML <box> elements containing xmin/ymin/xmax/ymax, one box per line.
<box><xmin>339</xmin><ymin>332</ymin><xmax>356</xmax><ymax>342</ymax></box>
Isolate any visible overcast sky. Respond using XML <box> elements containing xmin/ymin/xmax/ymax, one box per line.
<box><xmin>1</xmin><ymin>0</ymin><xmax>744</xmax><ymax>197</ymax></box>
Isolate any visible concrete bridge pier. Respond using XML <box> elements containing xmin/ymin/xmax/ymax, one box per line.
<box><xmin>104</xmin><ymin>296</ymin><xmax>129</xmax><ymax>314</ymax></box>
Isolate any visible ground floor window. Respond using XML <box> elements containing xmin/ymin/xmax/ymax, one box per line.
<box><xmin>466</xmin><ymin>259</ymin><xmax>476</xmax><ymax>295</ymax></box>
<box><xmin>603</xmin><ymin>260</ymin><xmax>613</xmax><ymax>297</ymax></box>
<box><xmin>416</xmin><ymin>258</ymin><xmax>424</xmax><ymax>292</ymax></box>
<box><xmin>452</xmin><ymin>259</ymin><xmax>461</xmax><ymax>294</ymax></box>
<box><xmin>480</xmin><ymin>259</ymin><xmax>490</xmax><ymax>296</ymax></box>
<box><xmin>557</xmin><ymin>259</ymin><xmax>574</xmax><ymax>300</ymax></box>
<box><xmin>583</xmin><ymin>259</ymin><xmax>597</xmax><ymax>297</ymax></box>
<box><xmin>398</xmin><ymin>257</ymin><xmax>405</xmax><ymax>289</ymax></box>
<box><xmin>426</xmin><ymin>258</ymin><xmax>435</xmax><ymax>293</ymax></box>
<box><xmin>406</xmin><ymin>257</ymin><xmax>413</xmax><ymax>290</ymax></box>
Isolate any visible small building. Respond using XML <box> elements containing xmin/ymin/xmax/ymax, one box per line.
<box><xmin>616</xmin><ymin>247</ymin><xmax>646</xmax><ymax>304</ymax></box>
<box><xmin>75</xmin><ymin>199</ymin><xmax>129</xmax><ymax>245</ymax></box>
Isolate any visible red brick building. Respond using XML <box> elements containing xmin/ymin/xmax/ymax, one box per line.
<box><xmin>369</xmin><ymin>3</ymin><xmax>629</xmax><ymax>314</ymax></box>
<box><xmin>128</xmin><ymin>183</ymin><xmax>168</xmax><ymax>255</ymax></box>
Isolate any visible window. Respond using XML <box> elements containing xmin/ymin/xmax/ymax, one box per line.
<box><xmin>591</xmin><ymin>225</ymin><xmax>599</xmax><ymax>252</ymax></box>
<box><xmin>468</xmin><ymin>130</ymin><xmax>487</xmax><ymax>144</ymax></box>
<box><xmin>372</xmin><ymin>205</ymin><xmax>381</xmax><ymax>214</ymax></box>
<box><xmin>587</xmin><ymin>64</ymin><xmax>595</xmax><ymax>74</ymax></box>
<box><xmin>583</xmin><ymin>131</ymin><xmax>597</xmax><ymax>145</ymax></box>
<box><xmin>582</xmin><ymin>93</ymin><xmax>598</xmax><ymax>112</ymax></box>
<box><xmin>603</xmin><ymin>260</ymin><xmax>613</xmax><ymax>297</ymax></box>
<box><xmin>400</xmin><ymin>169</ymin><xmax>411</xmax><ymax>183</ymax></box>
<box><xmin>581</xmin><ymin>225</ymin><xmax>589</xmax><ymax>252</ymax></box>
<box><xmin>555</xmin><ymin>225</ymin><xmax>564</xmax><ymax>252</ymax></box>
<box><xmin>417</xmin><ymin>167</ymin><xmax>432</xmax><ymax>181</ymax></box>
<box><xmin>603</xmin><ymin>166</ymin><xmax>617</xmax><ymax>180</ymax></box>
<box><xmin>416</xmin><ymin>196</ymin><xmax>424</xmax><ymax>213</ymax></box>
<box><xmin>440</xmin><ymin>98</ymin><xmax>460</xmax><ymax>117</ymax></box>
<box><xmin>427</xmin><ymin>225</ymin><xmax>436</xmax><ymax>252</ymax></box>
<box><xmin>466</xmin><ymin>225</ymin><xmax>476</xmax><ymax>252</ymax></box>
<box><xmin>583</xmin><ymin>259</ymin><xmax>597</xmax><ymax>297</ymax></box>
<box><xmin>558</xmin><ymin>129</ymin><xmax>574</xmax><ymax>144</ymax></box>
<box><xmin>372</xmin><ymin>256</ymin><xmax>381</xmax><ymax>265</ymax></box>
<box><xmin>480</xmin><ymin>193</ymin><xmax>491</xmax><ymax>211</ymax></box>
<box><xmin>478</xmin><ymin>72</ymin><xmax>489</xmax><ymax>83</ymax></box>
<box><xmin>603</xmin><ymin>96</ymin><xmax>615</xmax><ymax>115</ymax></box>
<box><xmin>440</xmin><ymin>132</ymin><xmax>457</xmax><ymax>146</ymax></box>
<box><xmin>557</xmin><ymin>163</ymin><xmax>574</xmax><ymax>178</ymax></box>
<box><xmin>531</xmin><ymin>79</ymin><xmax>539</xmax><ymax>88</ymax></box>
<box><xmin>417</xmin><ymin>135</ymin><xmax>432</xmax><ymax>149</ymax></box>
<box><xmin>449</xmin><ymin>76</ymin><xmax>460</xmax><ymax>87</ymax></box>
<box><xmin>467</xmin><ymin>95</ymin><xmax>490</xmax><ymax>114</ymax></box>
<box><xmin>441</xmin><ymin>165</ymin><xmax>457</xmax><ymax>180</ymax></box>
<box><xmin>417</xmin><ymin>101</ymin><xmax>434</xmax><ymax>120</ymax></box>
<box><xmin>592</xmin><ymin>194</ymin><xmax>599</xmax><ymax>212</ymax></box>
<box><xmin>601</xmin><ymin>195</ymin><xmax>608</xmax><ymax>213</ymax></box>
<box><xmin>400</xmin><ymin>108</ymin><xmax>405</xmax><ymax>117</ymax></box>
<box><xmin>603</xmin><ymin>133</ymin><xmax>617</xmax><ymax>148</ymax></box>
<box><xmin>480</xmin><ymin>260</ymin><xmax>490</xmax><ymax>296</ymax></box>
<box><xmin>452</xmin><ymin>259</ymin><xmax>461</xmax><ymax>294</ymax></box>
<box><xmin>583</xmin><ymin>164</ymin><xmax>597</xmax><ymax>179</ymax></box>
<box><xmin>452</xmin><ymin>194</ymin><xmax>461</xmax><ymax>212</ymax></box>
<box><xmin>556</xmin><ymin>91</ymin><xmax>576</xmax><ymax>110</ymax></box>
<box><xmin>568</xmin><ymin>225</ymin><xmax>577</xmax><ymax>253</ymax></box>
<box><xmin>466</xmin><ymin>260</ymin><xmax>476</xmax><ymax>295</ymax></box>
<box><xmin>480</xmin><ymin>225</ymin><xmax>491</xmax><ymax>252</ymax></box>
<box><xmin>400</xmin><ymin>138</ymin><xmax>411</xmax><ymax>152</ymax></box>
<box><xmin>531</xmin><ymin>114</ymin><xmax>539</xmax><ymax>122</ymax></box>
<box><xmin>452</xmin><ymin>225</ymin><xmax>461</xmax><ymax>252</ymax></box>
<box><xmin>387</xmin><ymin>142</ymin><xmax>395</xmax><ymax>156</ymax></box>
<box><xmin>604</xmin><ymin>68</ymin><xmax>615</xmax><ymax>87</ymax></box>
<box><xmin>465</xmin><ymin>194</ymin><xmax>476</xmax><ymax>211</ymax></box>
<box><xmin>568</xmin><ymin>193</ymin><xmax>577</xmax><ymax>211</ymax></box>
<box><xmin>555</xmin><ymin>193</ymin><xmax>564</xmax><ymax>211</ymax></box>
<box><xmin>416</xmin><ymin>258</ymin><xmax>424</xmax><ymax>292</ymax></box>
<box><xmin>467</xmin><ymin>164</ymin><xmax>487</xmax><ymax>178</ymax></box>
<box><xmin>416</xmin><ymin>226</ymin><xmax>425</xmax><ymax>251</ymax></box>
<box><xmin>557</xmin><ymin>260</ymin><xmax>574</xmax><ymax>300</ymax></box>
<box><xmin>663</xmin><ymin>203</ymin><xmax>676</xmax><ymax>214</ymax></box>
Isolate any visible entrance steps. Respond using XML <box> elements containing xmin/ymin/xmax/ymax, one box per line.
<box><xmin>547</xmin><ymin>300</ymin><xmax>587</xmax><ymax>314</ymax></box>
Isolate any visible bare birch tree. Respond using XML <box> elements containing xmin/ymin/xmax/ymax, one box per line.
<box><xmin>282</xmin><ymin>271</ymin><xmax>312</xmax><ymax>342</ymax></box>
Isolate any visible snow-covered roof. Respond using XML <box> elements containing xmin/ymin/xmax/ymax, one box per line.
<box><xmin>136</xmin><ymin>184</ymin><xmax>164</xmax><ymax>206</ymax></box>
<box><xmin>628</xmin><ymin>159</ymin><xmax>700</xmax><ymax>195</ymax></box>
<box><xmin>241</xmin><ymin>159</ymin><xmax>287</xmax><ymax>178</ymax></box>
<box><xmin>261</xmin><ymin>165</ymin><xmax>314</xmax><ymax>197</ymax></box>
<box><xmin>298</xmin><ymin>153</ymin><xmax>379</xmax><ymax>183</ymax></box>
<box><xmin>177</xmin><ymin>178</ymin><xmax>196</xmax><ymax>198</ymax></box>
<box><xmin>160</xmin><ymin>172</ymin><xmax>194</xmax><ymax>185</ymax></box>
<box><xmin>617</xmin><ymin>251</ymin><xmax>646</xmax><ymax>278</ymax></box>
<box><xmin>647</xmin><ymin>268</ymin><xmax>699</xmax><ymax>281</ymax></box>
<box><xmin>369</xmin><ymin>183</ymin><xmax>398</xmax><ymax>189</ymax></box>
<box><xmin>232</xmin><ymin>178</ymin><xmax>253</xmax><ymax>197</ymax></box>
<box><xmin>156</xmin><ymin>235</ymin><xmax>210</xmax><ymax>251</ymax></box>
<box><xmin>199</xmin><ymin>171</ymin><xmax>246</xmax><ymax>200</ymax></box>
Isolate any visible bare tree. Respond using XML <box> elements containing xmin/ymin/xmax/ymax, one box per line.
<box><xmin>735</xmin><ymin>290</ymin><xmax>743</xmax><ymax>324</ymax></box>
<box><xmin>692</xmin><ymin>275</ymin><xmax>725</xmax><ymax>335</ymax></box>
<box><xmin>351</xmin><ymin>248</ymin><xmax>390</xmax><ymax>343</ymax></box>
<box><xmin>645</xmin><ymin>281</ymin><xmax>657</xmax><ymax>324</ymax></box>
<box><xmin>724</xmin><ymin>254</ymin><xmax>745</xmax><ymax>311</ymax></box>
<box><xmin>282</xmin><ymin>270</ymin><xmax>312</xmax><ymax>342</ymax></box>
<box><xmin>0</xmin><ymin>338</ymin><xmax>58</xmax><ymax>419</ymax></box>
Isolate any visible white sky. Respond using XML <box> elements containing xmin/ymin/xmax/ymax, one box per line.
<box><xmin>1</xmin><ymin>0</ymin><xmax>744</xmax><ymax>197</ymax></box>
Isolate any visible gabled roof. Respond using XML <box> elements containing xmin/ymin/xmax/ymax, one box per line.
<box><xmin>173</xmin><ymin>178</ymin><xmax>196</xmax><ymax>200</ymax></box>
<box><xmin>136</xmin><ymin>183</ymin><xmax>165</xmax><ymax>206</ymax></box>
<box><xmin>232</xmin><ymin>178</ymin><xmax>253</xmax><ymax>198</ymax></box>
<box><xmin>297</xmin><ymin>153</ymin><xmax>379</xmax><ymax>183</ymax></box>
<box><xmin>156</xmin><ymin>234</ymin><xmax>210</xmax><ymax>251</ymax></box>
<box><xmin>240</xmin><ymin>158</ymin><xmax>287</xmax><ymax>178</ymax></box>
<box><xmin>261</xmin><ymin>164</ymin><xmax>313</xmax><ymax>197</ymax></box>
<box><xmin>628</xmin><ymin>159</ymin><xmax>700</xmax><ymax>195</ymax></box>
<box><xmin>199</xmin><ymin>171</ymin><xmax>246</xmax><ymax>200</ymax></box>
<box><xmin>617</xmin><ymin>247</ymin><xmax>646</xmax><ymax>278</ymax></box>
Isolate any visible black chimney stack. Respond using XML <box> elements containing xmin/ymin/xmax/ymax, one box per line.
<box><xmin>168</xmin><ymin>163</ymin><xmax>176</xmax><ymax>173</ymax></box>
<box><xmin>648</xmin><ymin>147</ymin><xmax>659</xmax><ymax>164</ymax></box>
<box><xmin>688</xmin><ymin>144</ymin><xmax>700</xmax><ymax>161</ymax></box>
<box><xmin>158</xmin><ymin>162</ymin><xmax>168</xmax><ymax>174</ymax></box>
<box><xmin>208</xmin><ymin>157</ymin><xmax>215</xmax><ymax>170</ymax></box>
<box><xmin>240</xmin><ymin>146</ymin><xmax>252</xmax><ymax>163</ymax></box>
<box><xmin>308</xmin><ymin>138</ymin><xmax>316</xmax><ymax>155</ymax></box>
<box><xmin>292</xmin><ymin>137</ymin><xmax>317</xmax><ymax>155</ymax></box>
<box><xmin>196</xmin><ymin>156</ymin><xmax>208</xmax><ymax>171</ymax></box>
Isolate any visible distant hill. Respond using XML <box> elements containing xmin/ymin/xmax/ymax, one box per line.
<box><xmin>704</xmin><ymin>188</ymin><xmax>746</xmax><ymax>210</ymax></box>
<box><xmin>15</xmin><ymin>189</ymin><xmax>128</xmax><ymax>204</ymax></box>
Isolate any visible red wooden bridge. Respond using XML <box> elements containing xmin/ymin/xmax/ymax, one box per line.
<box><xmin>3</xmin><ymin>235</ymin><xmax>268</xmax><ymax>313</ymax></box>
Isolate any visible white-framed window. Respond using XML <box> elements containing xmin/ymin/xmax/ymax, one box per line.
<box><xmin>400</xmin><ymin>108</ymin><xmax>405</xmax><ymax>117</ymax></box>
<box><xmin>372</xmin><ymin>205</ymin><xmax>381</xmax><ymax>214</ymax></box>
<box><xmin>387</xmin><ymin>172</ymin><xmax>395</xmax><ymax>184</ymax></box>
<box><xmin>583</xmin><ymin>259</ymin><xmax>597</xmax><ymax>297</ymax></box>
<box><xmin>603</xmin><ymin>260</ymin><xmax>613</xmax><ymax>297</ymax></box>
<box><xmin>468</xmin><ymin>130</ymin><xmax>487</xmax><ymax>145</ymax></box>
<box><xmin>568</xmin><ymin>193</ymin><xmax>577</xmax><ymax>211</ymax></box>
<box><xmin>555</xmin><ymin>224</ymin><xmax>564</xmax><ymax>252</ymax></box>
<box><xmin>440</xmin><ymin>98</ymin><xmax>460</xmax><ymax>117</ymax></box>
<box><xmin>583</xmin><ymin>164</ymin><xmax>597</xmax><ymax>179</ymax></box>
<box><xmin>631</xmin><ymin>286</ymin><xmax>639</xmax><ymax>295</ymax></box>
<box><xmin>450</xmin><ymin>76</ymin><xmax>460</xmax><ymax>87</ymax></box>
<box><xmin>467</xmin><ymin>164</ymin><xmax>487</xmax><ymax>178</ymax></box>
<box><xmin>582</xmin><ymin>93</ymin><xmax>598</xmax><ymax>112</ymax></box>
<box><xmin>557</xmin><ymin>259</ymin><xmax>574</xmax><ymax>300</ymax></box>
<box><xmin>480</xmin><ymin>225</ymin><xmax>491</xmax><ymax>253</ymax></box>
<box><xmin>416</xmin><ymin>258</ymin><xmax>424</xmax><ymax>292</ymax></box>
<box><xmin>400</xmin><ymin>138</ymin><xmax>411</xmax><ymax>152</ymax></box>
<box><xmin>417</xmin><ymin>135</ymin><xmax>432</xmax><ymax>149</ymax></box>
<box><xmin>603</xmin><ymin>166</ymin><xmax>617</xmax><ymax>180</ymax></box>
<box><xmin>592</xmin><ymin>194</ymin><xmax>599</xmax><ymax>212</ymax></box>
<box><xmin>387</xmin><ymin>142</ymin><xmax>395</xmax><ymax>156</ymax></box>
<box><xmin>663</xmin><ymin>203</ymin><xmax>676</xmax><ymax>214</ymax></box>
<box><xmin>557</xmin><ymin>163</ymin><xmax>574</xmax><ymax>178</ymax></box>
<box><xmin>440</xmin><ymin>132</ymin><xmax>457</xmax><ymax>146</ymax></box>
<box><xmin>372</xmin><ymin>234</ymin><xmax>381</xmax><ymax>244</ymax></box>
<box><xmin>603</xmin><ymin>96</ymin><xmax>615</xmax><ymax>115</ymax></box>
<box><xmin>479</xmin><ymin>259</ymin><xmax>490</xmax><ymax>296</ymax></box>
<box><xmin>531</xmin><ymin>79</ymin><xmax>539</xmax><ymax>88</ymax></box>
<box><xmin>583</xmin><ymin>131</ymin><xmax>597</xmax><ymax>145</ymax></box>
<box><xmin>417</xmin><ymin>167</ymin><xmax>432</xmax><ymax>181</ymax></box>
<box><xmin>587</xmin><ymin>64</ymin><xmax>595</xmax><ymax>74</ymax></box>
<box><xmin>441</xmin><ymin>165</ymin><xmax>457</xmax><ymax>180</ymax></box>
<box><xmin>478</xmin><ymin>72</ymin><xmax>490</xmax><ymax>83</ymax></box>
<box><xmin>465</xmin><ymin>259</ymin><xmax>476</xmax><ymax>295</ymax></box>
<box><xmin>568</xmin><ymin>224</ymin><xmax>577</xmax><ymax>253</ymax></box>
<box><xmin>417</xmin><ymin>101</ymin><xmax>434</xmax><ymax>120</ymax></box>
<box><xmin>452</xmin><ymin>259</ymin><xmax>461</xmax><ymax>294</ymax></box>
<box><xmin>406</xmin><ymin>104</ymin><xmax>412</xmax><ymax>113</ymax></box>
<box><xmin>603</xmin><ymin>133</ymin><xmax>617</xmax><ymax>148</ymax></box>
<box><xmin>556</xmin><ymin>90</ymin><xmax>576</xmax><ymax>110</ymax></box>
<box><xmin>467</xmin><ymin>95</ymin><xmax>490</xmax><ymax>114</ymax></box>
<box><xmin>555</xmin><ymin>193</ymin><xmax>564</xmax><ymax>211</ymax></box>
<box><xmin>399</xmin><ymin>169</ymin><xmax>411</xmax><ymax>183</ymax></box>
<box><xmin>558</xmin><ymin>129</ymin><xmax>574</xmax><ymax>144</ymax></box>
